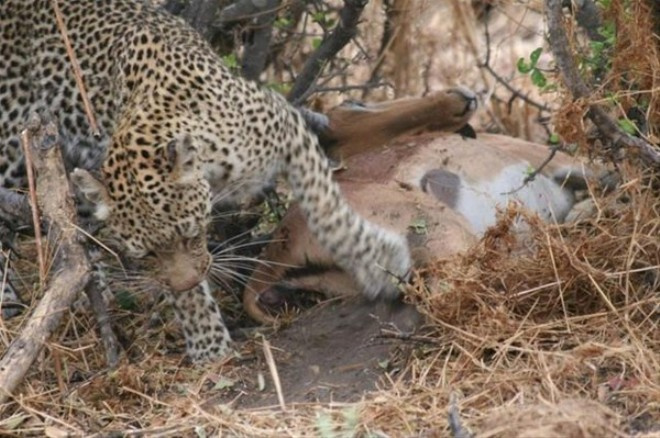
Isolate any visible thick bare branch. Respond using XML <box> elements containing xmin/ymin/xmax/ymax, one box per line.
<box><xmin>545</xmin><ymin>0</ymin><xmax>660</xmax><ymax>169</ymax></box>
<box><xmin>240</xmin><ymin>0</ymin><xmax>281</xmax><ymax>81</ymax></box>
<box><xmin>288</xmin><ymin>0</ymin><xmax>368</xmax><ymax>104</ymax></box>
<box><xmin>179</xmin><ymin>0</ymin><xmax>225</xmax><ymax>42</ymax></box>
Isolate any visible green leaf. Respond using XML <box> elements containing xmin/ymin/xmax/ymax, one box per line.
<box><xmin>529</xmin><ymin>47</ymin><xmax>543</xmax><ymax>68</ymax></box>
<box><xmin>312</xmin><ymin>11</ymin><xmax>328</xmax><ymax>25</ymax></box>
<box><xmin>340</xmin><ymin>406</ymin><xmax>360</xmax><ymax>438</ymax></box>
<box><xmin>617</xmin><ymin>118</ymin><xmax>637</xmax><ymax>135</ymax></box>
<box><xmin>221</xmin><ymin>53</ymin><xmax>238</xmax><ymax>69</ymax></box>
<box><xmin>517</xmin><ymin>57</ymin><xmax>532</xmax><ymax>74</ymax></box>
<box><xmin>541</xmin><ymin>82</ymin><xmax>558</xmax><ymax>92</ymax></box>
<box><xmin>116</xmin><ymin>290</ymin><xmax>138</xmax><ymax>311</ymax></box>
<box><xmin>266</xmin><ymin>81</ymin><xmax>292</xmax><ymax>95</ymax></box>
<box><xmin>311</xmin><ymin>37</ymin><xmax>323</xmax><ymax>50</ymax></box>
<box><xmin>549</xmin><ymin>133</ymin><xmax>560</xmax><ymax>145</ymax></box>
<box><xmin>275</xmin><ymin>17</ymin><xmax>292</xmax><ymax>29</ymax></box>
<box><xmin>531</xmin><ymin>68</ymin><xmax>547</xmax><ymax>87</ymax></box>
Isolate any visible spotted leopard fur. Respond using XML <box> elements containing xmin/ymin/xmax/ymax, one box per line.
<box><xmin>0</xmin><ymin>0</ymin><xmax>411</xmax><ymax>361</ymax></box>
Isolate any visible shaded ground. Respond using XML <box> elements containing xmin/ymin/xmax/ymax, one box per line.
<box><xmin>220</xmin><ymin>297</ymin><xmax>424</xmax><ymax>408</ymax></box>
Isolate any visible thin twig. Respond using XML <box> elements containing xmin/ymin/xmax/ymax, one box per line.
<box><xmin>377</xmin><ymin>328</ymin><xmax>441</xmax><ymax>345</ymax></box>
<box><xmin>503</xmin><ymin>144</ymin><xmax>561</xmax><ymax>195</ymax></box>
<box><xmin>545</xmin><ymin>0</ymin><xmax>660</xmax><ymax>169</ymax></box>
<box><xmin>262</xmin><ymin>337</ymin><xmax>286</xmax><ymax>411</ymax></box>
<box><xmin>51</xmin><ymin>0</ymin><xmax>100</xmax><ymax>137</ymax></box>
<box><xmin>478</xmin><ymin>13</ymin><xmax>552</xmax><ymax>113</ymax></box>
<box><xmin>312</xmin><ymin>81</ymin><xmax>391</xmax><ymax>95</ymax></box>
<box><xmin>20</xmin><ymin>129</ymin><xmax>46</xmax><ymax>287</ymax></box>
<box><xmin>85</xmin><ymin>272</ymin><xmax>121</xmax><ymax>368</ymax></box>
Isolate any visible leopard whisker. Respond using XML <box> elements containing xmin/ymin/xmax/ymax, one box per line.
<box><xmin>210</xmin><ymin>237</ymin><xmax>281</xmax><ymax>256</ymax></box>
<box><xmin>213</xmin><ymin>254</ymin><xmax>298</xmax><ymax>269</ymax></box>
<box><xmin>208</xmin><ymin>266</ymin><xmax>252</xmax><ymax>288</ymax></box>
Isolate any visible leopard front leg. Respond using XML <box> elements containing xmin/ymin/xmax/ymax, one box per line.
<box><xmin>165</xmin><ymin>280</ymin><xmax>233</xmax><ymax>362</ymax></box>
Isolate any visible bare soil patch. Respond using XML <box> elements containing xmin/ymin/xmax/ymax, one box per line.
<box><xmin>224</xmin><ymin>298</ymin><xmax>423</xmax><ymax>409</ymax></box>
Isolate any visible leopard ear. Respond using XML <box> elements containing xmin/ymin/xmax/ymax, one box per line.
<box><xmin>166</xmin><ymin>134</ymin><xmax>199</xmax><ymax>184</ymax></box>
<box><xmin>70</xmin><ymin>168</ymin><xmax>112</xmax><ymax>220</ymax></box>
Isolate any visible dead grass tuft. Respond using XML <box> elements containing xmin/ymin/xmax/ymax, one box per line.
<box><xmin>395</xmin><ymin>170</ymin><xmax>660</xmax><ymax>436</ymax></box>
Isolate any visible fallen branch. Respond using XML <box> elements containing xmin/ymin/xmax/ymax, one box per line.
<box><xmin>0</xmin><ymin>113</ymin><xmax>92</xmax><ymax>405</ymax></box>
<box><xmin>545</xmin><ymin>0</ymin><xmax>660</xmax><ymax>169</ymax></box>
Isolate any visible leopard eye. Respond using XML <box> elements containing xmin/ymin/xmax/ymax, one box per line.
<box><xmin>179</xmin><ymin>222</ymin><xmax>200</xmax><ymax>239</ymax></box>
<box><xmin>125</xmin><ymin>243</ymin><xmax>149</xmax><ymax>259</ymax></box>
<box><xmin>184</xmin><ymin>233</ymin><xmax>202</xmax><ymax>250</ymax></box>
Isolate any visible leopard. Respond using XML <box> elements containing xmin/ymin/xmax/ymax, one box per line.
<box><xmin>0</xmin><ymin>0</ymin><xmax>414</xmax><ymax>362</ymax></box>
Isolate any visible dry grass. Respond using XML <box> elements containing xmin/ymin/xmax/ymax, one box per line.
<box><xmin>2</xmin><ymin>176</ymin><xmax>658</xmax><ymax>436</ymax></box>
<box><xmin>399</xmin><ymin>172</ymin><xmax>660</xmax><ymax>436</ymax></box>
<box><xmin>1</xmin><ymin>1</ymin><xmax>659</xmax><ymax>437</ymax></box>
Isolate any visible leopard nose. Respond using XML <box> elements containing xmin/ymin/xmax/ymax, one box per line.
<box><xmin>168</xmin><ymin>272</ymin><xmax>203</xmax><ymax>292</ymax></box>
<box><xmin>160</xmin><ymin>252</ymin><xmax>208</xmax><ymax>292</ymax></box>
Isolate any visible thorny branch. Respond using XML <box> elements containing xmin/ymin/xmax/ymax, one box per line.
<box><xmin>545</xmin><ymin>0</ymin><xmax>660</xmax><ymax>169</ymax></box>
<box><xmin>217</xmin><ymin>0</ymin><xmax>282</xmax><ymax>24</ymax></box>
<box><xmin>288</xmin><ymin>0</ymin><xmax>368</xmax><ymax>104</ymax></box>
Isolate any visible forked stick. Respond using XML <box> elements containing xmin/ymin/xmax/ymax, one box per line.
<box><xmin>0</xmin><ymin>114</ymin><xmax>92</xmax><ymax>406</ymax></box>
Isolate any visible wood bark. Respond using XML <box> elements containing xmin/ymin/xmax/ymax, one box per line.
<box><xmin>0</xmin><ymin>114</ymin><xmax>91</xmax><ymax>405</ymax></box>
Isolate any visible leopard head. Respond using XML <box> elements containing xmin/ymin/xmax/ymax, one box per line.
<box><xmin>71</xmin><ymin>134</ymin><xmax>211</xmax><ymax>292</ymax></box>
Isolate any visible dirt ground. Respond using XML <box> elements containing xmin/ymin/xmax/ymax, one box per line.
<box><xmin>218</xmin><ymin>297</ymin><xmax>424</xmax><ymax>409</ymax></box>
